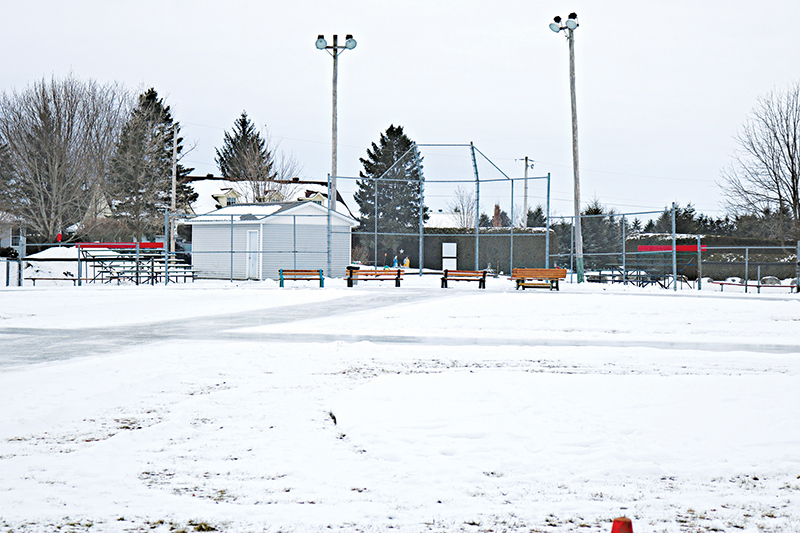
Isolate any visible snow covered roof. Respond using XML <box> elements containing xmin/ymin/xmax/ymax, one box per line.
<box><xmin>188</xmin><ymin>178</ymin><xmax>354</xmax><ymax>218</ymax></box>
<box><xmin>185</xmin><ymin>202</ymin><xmax>359</xmax><ymax>227</ymax></box>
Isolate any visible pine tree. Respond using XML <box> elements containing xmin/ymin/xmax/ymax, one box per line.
<box><xmin>214</xmin><ymin>112</ymin><xmax>301</xmax><ymax>203</ymax></box>
<box><xmin>215</xmin><ymin>112</ymin><xmax>273</xmax><ymax>199</ymax></box>
<box><xmin>354</xmin><ymin>125</ymin><xmax>428</xmax><ymax>235</ymax></box>
<box><xmin>526</xmin><ymin>205</ymin><xmax>547</xmax><ymax>228</ymax></box>
<box><xmin>105</xmin><ymin>88</ymin><xmax>194</xmax><ymax>241</ymax></box>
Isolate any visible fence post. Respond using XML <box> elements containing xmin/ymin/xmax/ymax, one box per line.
<box><xmin>230</xmin><ymin>214</ymin><xmax>234</xmax><ymax>283</ymax></box>
<box><xmin>545</xmin><ymin>173</ymin><xmax>551</xmax><ymax>268</ymax></box>
<box><xmin>136</xmin><ymin>241</ymin><xmax>140</xmax><ymax>286</ymax></box>
<box><xmin>757</xmin><ymin>265</ymin><xmax>761</xmax><ymax>294</ymax></box>
<box><xmin>327</xmin><ymin>173</ymin><xmax>332</xmax><ymax>278</ymax></box>
<box><xmin>744</xmin><ymin>247</ymin><xmax>749</xmax><ymax>293</ymax></box>
<box><xmin>697</xmin><ymin>235</ymin><xmax>702</xmax><ymax>291</ymax></box>
<box><xmin>4</xmin><ymin>259</ymin><xmax>8</xmax><ymax>287</ymax></box>
<box><xmin>569</xmin><ymin>217</ymin><xmax>574</xmax><ymax>283</ymax></box>
<box><xmin>671</xmin><ymin>202</ymin><xmax>677</xmax><ymax>291</ymax></box>
<box><xmin>510</xmin><ymin>179</ymin><xmax>515</xmax><ymax>271</ymax></box>
<box><xmin>293</xmin><ymin>215</ymin><xmax>297</xmax><ymax>270</ymax></box>
<box><xmin>374</xmin><ymin>178</ymin><xmax>378</xmax><ymax>268</ymax></box>
<box><xmin>77</xmin><ymin>244</ymin><xmax>82</xmax><ymax>287</ymax></box>
<box><xmin>796</xmin><ymin>240</ymin><xmax>800</xmax><ymax>293</ymax></box>
<box><xmin>471</xmin><ymin>142</ymin><xmax>480</xmax><ymax>271</ymax></box>
<box><xmin>164</xmin><ymin>210</ymin><xmax>170</xmax><ymax>285</ymax></box>
<box><xmin>621</xmin><ymin>214</ymin><xmax>627</xmax><ymax>285</ymax></box>
<box><xmin>414</xmin><ymin>143</ymin><xmax>425</xmax><ymax>276</ymax></box>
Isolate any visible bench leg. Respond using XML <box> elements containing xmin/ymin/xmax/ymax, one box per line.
<box><xmin>347</xmin><ymin>278</ymin><xmax>353</xmax><ymax>288</ymax></box>
<box><xmin>441</xmin><ymin>279</ymin><xmax>447</xmax><ymax>288</ymax></box>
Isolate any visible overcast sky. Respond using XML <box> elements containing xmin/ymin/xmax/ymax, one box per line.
<box><xmin>3</xmin><ymin>0</ymin><xmax>799</xmax><ymax>220</ymax></box>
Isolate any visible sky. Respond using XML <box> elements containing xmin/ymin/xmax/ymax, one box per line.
<box><xmin>3</xmin><ymin>0</ymin><xmax>800</xmax><ymax>220</ymax></box>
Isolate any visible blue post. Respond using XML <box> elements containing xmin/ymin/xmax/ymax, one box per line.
<box><xmin>545</xmin><ymin>173</ymin><xmax>551</xmax><ymax>268</ymax></box>
<box><xmin>697</xmin><ymin>235</ymin><xmax>702</xmax><ymax>291</ymax></box>
<box><xmin>164</xmin><ymin>210</ymin><xmax>169</xmax><ymax>286</ymax></box>
<box><xmin>671</xmin><ymin>202</ymin><xmax>677</xmax><ymax>291</ymax></box>
<box><xmin>470</xmin><ymin>142</ymin><xmax>480</xmax><ymax>271</ymax></box>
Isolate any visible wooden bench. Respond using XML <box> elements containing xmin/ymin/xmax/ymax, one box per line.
<box><xmin>441</xmin><ymin>269</ymin><xmax>487</xmax><ymax>289</ymax></box>
<box><xmin>346</xmin><ymin>267</ymin><xmax>403</xmax><ymax>287</ymax></box>
<box><xmin>709</xmin><ymin>280</ymin><xmax>797</xmax><ymax>293</ymax></box>
<box><xmin>510</xmin><ymin>268</ymin><xmax>567</xmax><ymax>291</ymax></box>
<box><xmin>279</xmin><ymin>269</ymin><xmax>324</xmax><ymax>287</ymax></box>
<box><xmin>28</xmin><ymin>277</ymin><xmax>81</xmax><ymax>286</ymax></box>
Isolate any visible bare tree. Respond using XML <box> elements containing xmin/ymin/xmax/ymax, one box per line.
<box><xmin>0</xmin><ymin>75</ymin><xmax>130</xmax><ymax>242</ymax></box>
<box><xmin>232</xmin><ymin>140</ymin><xmax>301</xmax><ymax>203</ymax></box>
<box><xmin>447</xmin><ymin>186</ymin><xmax>476</xmax><ymax>228</ymax></box>
<box><xmin>721</xmin><ymin>81</ymin><xmax>800</xmax><ymax>240</ymax></box>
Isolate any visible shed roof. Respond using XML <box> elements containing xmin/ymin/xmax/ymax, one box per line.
<box><xmin>185</xmin><ymin>201</ymin><xmax>359</xmax><ymax>227</ymax></box>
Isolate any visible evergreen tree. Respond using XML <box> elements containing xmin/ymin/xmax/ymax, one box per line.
<box><xmin>526</xmin><ymin>205</ymin><xmax>546</xmax><ymax>227</ymax></box>
<box><xmin>580</xmin><ymin>198</ymin><xmax>621</xmax><ymax>269</ymax></box>
<box><xmin>106</xmin><ymin>88</ymin><xmax>194</xmax><ymax>241</ymax></box>
<box><xmin>215</xmin><ymin>111</ymin><xmax>291</xmax><ymax>203</ymax></box>
<box><xmin>354</xmin><ymin>125</ymin><xmax>429</xmax><ymax>235</ymax></box>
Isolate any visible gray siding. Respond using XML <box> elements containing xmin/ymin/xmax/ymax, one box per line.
<box><xmin>190</xmin><ymin>208</ymin><xmax>355</xmax><ymax>281</ymax></box>
<box><xmin>192</xmin><ymin>223</ymin><xmax>260</xmax><ymax>280</ymax></box>
<box><xmin>260</xmin><ymin>223</ymin><xmax>352</xmax><ymax>279</ymax></box>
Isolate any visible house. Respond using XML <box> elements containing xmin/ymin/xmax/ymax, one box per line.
<box><xmin>185</xmin><ymin>201</ymin><xmax>359</xmax><ymax>280</ymax></box>
<box><xmin>211</xmin><ymin>188</ymin><xmax>241</xmax><ymax>210</ymax></box>
<box><xmin>187</xmin><ymin>176</ymin><xmax>355</xmax><ymax>218</ymax></box>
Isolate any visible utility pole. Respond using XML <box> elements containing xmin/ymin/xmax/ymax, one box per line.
<box><xmin>523</xmin><ymin>156</ymin><xmax>529</xmax><ymax>227</ymax></box>
<box><xmin>331</xmin><ymin>34</ymin><xmax>339</xmax><ymax>211</ymax></box>
<box><xmin>567</xmin><ymin>21</ymin><xmax>584</xmax><ymax>282</ymax></box>
<box><xmin>316</xmin><ymin>34</ymin><xmax>357</xmax><ymax>213</ymax></box>
<box><xmin>550</xmin><ymin>13</ymin><xmax>584</xmax><ymax>282</ymax></box>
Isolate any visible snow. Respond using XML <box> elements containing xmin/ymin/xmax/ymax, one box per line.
<box><xmin>1</xmin><ymin>277</ymin><xmax>799</xmax><ymax>532</ymax></box>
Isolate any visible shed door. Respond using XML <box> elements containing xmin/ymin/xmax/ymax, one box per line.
<box><xmin>246</xmin><ymin>230</ymin><xmax>259</xmax><ymax>279</ymax></box>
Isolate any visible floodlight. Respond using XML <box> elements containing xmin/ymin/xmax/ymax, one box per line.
<box><xmin>553</xmin><ymin>16</ymin><xmax>562</xmax><ymax>23</ymax></box>
<box><xmin>315</xmin><ymin>36</ymin><xmax>327</xmax><ymax>49</ymax></box>
<box><xmin>565</xmin><ymin>19</ymin><xmax>577</xmax><ymax>29</ymax></box>
<box><xmin>549</xmin><ymin>22</ymin><xmax>562</xmax><ymax>32</ymax></box>
<box><xmin>345</xmin><ymin>35</ymin><xmax>357</xmax><ymax>49</ymax></box>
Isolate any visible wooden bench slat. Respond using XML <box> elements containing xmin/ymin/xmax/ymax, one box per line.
<box><xmin>279</xmin><ymin>269</ymin><xmax>324</xmax><ymax>287</ymax></box>
<box><xmin>441</xmin><ymin>269</ymin><xmax>487</xmax><ymax>289</ymax></box>
<box><xmin>346</xmin><ymin>268</ymin><xmax>403</xmax><ymax>287</ymax></box>
<box><xmin>510</xmin><ymin>268</ymin><xmax>567</xmax><ymax>291</ymax></box>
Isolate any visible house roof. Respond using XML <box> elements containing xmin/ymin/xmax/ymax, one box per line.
<box><xmin>185</xmin><ymin>201</ymin><xmax>359</xmax><ymax>227</ymax></box>
<box><xmin>187</xmin><ymin>177</ymin><xmax>354</xmax><ymax>217</ymax></box>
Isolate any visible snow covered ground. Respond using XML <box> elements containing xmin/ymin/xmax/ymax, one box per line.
<box><xmin>1</xmin><ymin>276</ymin><xmax>799</xmax><ymax>532</ymax></box>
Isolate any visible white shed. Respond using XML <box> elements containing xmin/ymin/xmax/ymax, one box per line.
<box><xmin>186</xmin><ymin>202</ymin><xmax>359</xmax><ymax>280</ymax></box>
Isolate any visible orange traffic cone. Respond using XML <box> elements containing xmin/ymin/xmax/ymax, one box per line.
<box><xmin>611</xmin><ymin>517</ymin><xmax>633</xmax><ymax>533</ymax></box>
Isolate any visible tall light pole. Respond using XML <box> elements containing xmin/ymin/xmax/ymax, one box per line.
<box><xmin>316</xmin><ymin>34</ymin><xmax>357</xmax><ymax>212</ymax></box>
<box><xmin>550</xmin><ymin>13</ymin><xmax>584</xmax><ymax>282</ymax></box>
